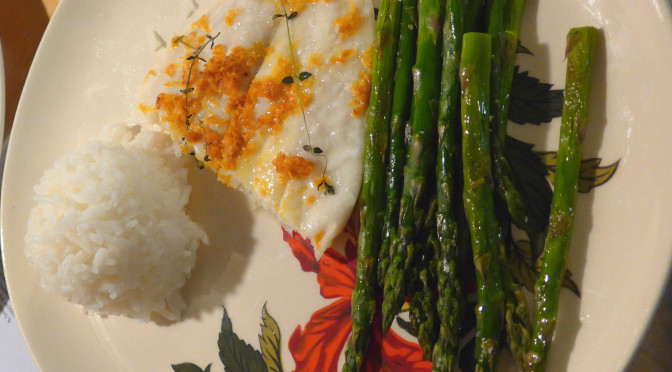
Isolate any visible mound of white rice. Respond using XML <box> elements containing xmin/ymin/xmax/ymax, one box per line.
<box><xmin>24</xmin><ymin>125</ymin><xmax>208</xmax><ymax>321</ymax></box>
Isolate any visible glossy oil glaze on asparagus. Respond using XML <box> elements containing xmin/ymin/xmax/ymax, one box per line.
<box><xmin>344</xmin><ymin>0</ymin><xmax>403</xmax><ymax>370</ymax></box>
<box><xmin>460</xmin><ymin>32</ymin><xmax>506</xmax><ymax>372</ymax></box>
<box><xmin>525</xmin><ymin>26</ymin><xmax>598</xmax><ymax>372</ymax></box>
<box><xmin>432</xmin><ymin>0</ymin><xmax>468</xmax><ymax>370</ymax></box>
<box><xmin>377</xmin><ymin>0</ymin><xmax>419</xmax><ymax>287</ymax></box>
<box><xmin>382</xmin><ymin>0</ymin><xmax>446</xmax><ymax>334</ymax></box>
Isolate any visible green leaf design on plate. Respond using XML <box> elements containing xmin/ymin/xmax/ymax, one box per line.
<box><xmin>537</xmin><ymin>152</ymin><xmax>620</xmax><ymax>193</ymax></box>
<box><xmin>509</xmin><ymin>66</ymin><xmax>564</xmax><ymax>125</ymax></box>
<box><xmin>508</xmin><ymin>240</ymin><xmax>538</xmax><ymax>293</ymax></box>
<box><xmin>506</xmin><ymin>136</ymin><xmax>553</xmax><ymax>254</ymax></box>
<box><xmin>258</xmin><ymin>304</ymin><xmax>283</xmax><ymax>372</ymax></box>
<box><xmin>218</xmin><ymin>307</ymin><xmax>267</xmax><ymax>372</ymax></box>
<box><xmin>171</xmin><ymin>305</ymin><xmax>284</xmax><ymax>372</ymax></box>
<box><xmin>516</xmin><ymin>40</ymin><xmax>534</xmax><ymax>56</ymax></box>
<box><xmin>171</xmin><ymin>362</ymin><xmax>212</xmax><ymax>372</ymax></box>
<box><xmin>561</xmin><ymin>270</ymin><xmax>581</xmax><ymax>298</ymax></box>
<box><xmin>509</xmin><ymin>240</ymin><xmax>581</xmax><ymax>297</ymax></box>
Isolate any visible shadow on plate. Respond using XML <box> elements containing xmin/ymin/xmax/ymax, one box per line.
<box><xmin>163</xmin><ymin>163</ymin><xmax>256</xmax><ymax>324</ymax></box>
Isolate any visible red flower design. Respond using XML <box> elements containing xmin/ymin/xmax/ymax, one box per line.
<box><xmin>284</xmin><ymin>216</ymin><xmax>432</xmax><ymax>372</ymax></box>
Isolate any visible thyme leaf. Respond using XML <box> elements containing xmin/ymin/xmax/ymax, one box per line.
<box><xmin>276</xmin><ymin>0</ymin><xmax>334</xmax><ymax>195</ymax></box>
<box><xmin>182</xmin><ymin>32</ymin><xmax>220</xmax><ymax>129</ymax></box>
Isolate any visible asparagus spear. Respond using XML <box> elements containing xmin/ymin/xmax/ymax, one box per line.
<box><xmin>460</xmin><ymin>32</ymin><xmax>505</xmax><ymax>372</ymax></box>
<box><xmin>525</xmin><ymin>26</ymin><xmax>598</xmax><ymax>372</ymax></box>
<box><xmin>382</xmin><ymin>0</ymin><xmax>445</xmax><ymax>333</ymax></box>
<box><xmin>464</xmin><ymin>0</ymin><xmax>484</xmax><ymax>34</ymax></box>
<box><xmin>491</xmin><ymin>0</ymin><xmax>525</xmax><ymax>146</ymax></box>
<box><xmin>485</xmin><ymin>1</ymin><xmax>534</xmax><ymax>366</ymax></box>
<box><xmin>343</xmin><ymin>0</ymin><xmax>403</xmax><ymax>370</ymax></box>
<box><xmin>432</xmin><ymin>0</ymin><xmax>466</xmax><ymax>370</ymax></box>
<box><xmin>378</xmin><ymin>0</ymin><xmax>419</xmax><ymax>286</ymax></box>
<box><xmin>487</xmin><ymin>0</ymin><xmax>530</xmax><ymax>236</ymax></box>
<box><xmin>500</xmin><ymin>239</ymin><xmax>532</xmax><ymax>369</ymax></box>
<box><xmin>409</xmin><ymin>198</ymin><xmax>440</xmax><ymax>359</ymax></box>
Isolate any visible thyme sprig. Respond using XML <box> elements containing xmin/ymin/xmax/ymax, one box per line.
<box><xmin>174</xmin><ymin>32</ymin><xmax>220</xmax><ymax>129</ymax></box>
<box><xmin>275</xmin><ymin>1</ymin><xmax>335</xmax><ymax>195</ymax></box>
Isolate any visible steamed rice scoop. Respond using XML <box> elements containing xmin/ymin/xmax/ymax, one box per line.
<box><xmin>24</xmin><ymin>126</ymin><xmax>208</xmax><ymax>321</ymax></box>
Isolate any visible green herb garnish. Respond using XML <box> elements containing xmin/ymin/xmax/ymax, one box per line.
<box><xmin>275</xmin><ymin>0</ymin><xmax>335</xmax><ymax>195</ymax></box>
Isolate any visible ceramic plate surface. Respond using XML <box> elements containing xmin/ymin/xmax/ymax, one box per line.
<box><xmin>3</xmin><ymin>0</ymin><xmax>672</xmax><ymax>371</ymax></box>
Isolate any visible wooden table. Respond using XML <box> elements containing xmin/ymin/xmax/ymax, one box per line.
<box><xmin>1</xmin><ymin>0</ymin><xmax>53</xmax><ymax>134</ymax></box>
<box><xmin>1</xmin><ymin>1</ymin><xmax>671</xmax><ymax>371</ymax></box>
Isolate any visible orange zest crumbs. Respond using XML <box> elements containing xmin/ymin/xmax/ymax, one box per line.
<box><xmin>225</xmin><ymin>8</ymin><xmax>242</xmax><ymax>26</ymax></box>
<box><xmin>312</xmin><ymin>175</ymin><xmax>332</xmax><ymax>189</ymax></box>
<box><xmin>361</xmin><ymin>45</ymin><xmax>373</xmax><ymax>70</ymax></box>
<box><xmin>191</xmin><ymin>15</ymin><xmax>211</xmax><ymax>34</ymax></box>
<box><xmin>185</xmin><ymin>130</ymin><xmax>204</xmax><ymax>143</ymax></box>
<box><xmin>155</xmin><ymin>36</ymin><xmax>315</xmax><ymax>174</ymax></box>
<box><xmin>164</xmin><ymin>63</ymin><xmax>178</xmax><ymax>77</ymax></box>
<box><xmin>156</xmin><ymin>43</ymin><xmax>264</xmax><ymax>171</ymax></box>
<box><xmin>144</xmin><ymin>70</ymin><xmax>156</xmax><ymax>83</ymax></box>
<box><xmin>334</xmin><ymin>1</ymin><xmax>363</xmax><ymax>39</ymax></box>
<box><xmin>218</xmin><ymin>173</ymin><xmax>231</xmax><ymax>186</ymax></box>
<box><xmin>314</xmin><ymin>230</ymin><xmax>325</xmax><ymax>248</ymax></box>
<box><xmin>171</xmin><ymin>32</ymin><xmax>208</xmax><ymax>51</ymax></box>
<box><xmin>330</xmin><ymin>49</ymin><xmax>356</xmax><ymax>64</ymax></box>
<box><xmin>255</xmin><ymin>57</ymin><xmax>313</xmax><ymax>131</ymax></box>
<box><xmin>308</xmin><ymin>53</ymin><xmax>324</xmax><ymax>68</ymax></box>
<box><xmin>170</xmin><ymin>36</ymin><xmax>182</xmax><ymax>49</ymax></box>
<box><xmin>273</xmin><ymin>152</ymin><xmax>315</xmax><ymax>180</ymax></box>
<box><xmin>350</xmin><ymin>70</ymin><xmax>371</xmax><ymax>118</ymax></box>
<box><xmin>253</xmin><ymin>176</ymin><xmax>272</xmax><ymax>197</ymax></box>
<box><xmin>138</xmin><ymin>103</ymin><xmax>153</xmax><ymax>114</ymax></box>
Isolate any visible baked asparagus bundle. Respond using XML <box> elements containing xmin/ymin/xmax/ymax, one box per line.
<box><xmin>348</xmin><ymin>0</ymin><xmax>599</xmax><ymax>370</ymax></box>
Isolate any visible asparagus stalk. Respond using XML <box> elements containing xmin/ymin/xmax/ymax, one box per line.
<box><xmin>487</xmin><ymin>0</ymin><xmax>530</xmax><ymax>236</ymax></box>
<box><xmin>378</xmin><ymin>0</ymin><xmax>419</xmax><ymax>286</ymax></box>
<box><xmin>343</xmin><ymin>0</ymin><xmax>403</xmax><ymax>370</ymax></box>
<box><xmin>525</xmin><ymin>26</ymin><xmax>598</xmax><ymax>372</ymax></box>
<box><xmin>460</xmin><ymin>32</ymin><xmax>505</xmax><ymax>372</ymax></box>
<box><xmin>464</xmin><ymin>0</ymin><xmax>484</xmax><ymax>34</ymax></box>
<box><xmin>486</xmin><ymin>1</ymin><xmax>533</xmax><ymax>367</ymax></box>
<box><xmin>432</xmin><ymin>0</ymin><xmax>465</xmax><ymax>370</ymax></box>
<box><xmin>500</xmin><ymin>240</ymin><xmax>532</xmax><ymax>368</ymax></box>
<box><xmin>410</xmin><ymin>262</ymin><xmax>439</xmax><ymax>359</ymax></box>
<box><xmin>409</xmin><ymin>198</ymin><xmax>440</xmax><ymax>359</ymax></box>
<box><xmin>492</xmin><ymin>0</ymin><xmax>525</xmax><ymax>146</ymax></box>
<box><xmin>382</xmin><ymin>0</ymin><xmax>445</xmax><ymax>333</ymax></box>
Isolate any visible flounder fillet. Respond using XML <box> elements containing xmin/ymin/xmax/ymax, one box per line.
<box><xmin>139</xmin><ymin>0</ymin><xmax>374</xmax><ymax>257</ymax></box>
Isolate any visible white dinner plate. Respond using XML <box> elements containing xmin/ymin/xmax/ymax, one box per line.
<box><xmin>3</xmin><ymin>0</ymin><xmax>672</xmax><ymax>371</ymax></box>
